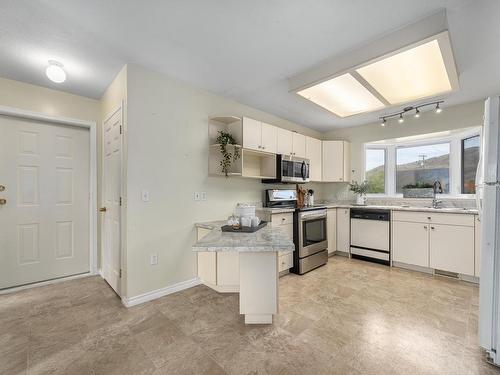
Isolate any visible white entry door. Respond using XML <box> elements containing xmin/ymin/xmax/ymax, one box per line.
<box><xmin>0</xmin><ymin>116</ymin><xmax>90</xmax><ymax>289</ymax></box>
<box><xmin>101</xmin><ymin>107</ymin><xmax>122</xmax><ymax>295</ymax></box>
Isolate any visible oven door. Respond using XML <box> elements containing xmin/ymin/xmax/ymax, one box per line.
<box><xmin>299</xmin><ymin>213</ymin><xmax>328</xmax><ymax>257</ymax></box>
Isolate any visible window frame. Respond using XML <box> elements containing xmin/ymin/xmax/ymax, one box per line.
<box><xmin>363</xmin><ymin>147</ymin><xmax>387</xmax><ymax>196</ymax></box>
<box><xmin>363</xmin><ymin>127</ymin><xmax>481</xmax><ymax>197</ymax></box>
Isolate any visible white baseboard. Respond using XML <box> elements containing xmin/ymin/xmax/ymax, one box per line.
<box><xmin>0</xmin><ymin>272</ymin><xmax>96</xmax><ymax>295</ymax></box>
<box><xmin>121</xmin><ymin>277</ymin><xmax>201</xmax><ymax>307</ymax></box>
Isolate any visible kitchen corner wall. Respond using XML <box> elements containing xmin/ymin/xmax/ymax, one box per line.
<box><xmin>321</xmin><ymin>100</ymin><xmax>485</xmax><ymax>199</ymax></box>
<box><xmin>123</xmin><ymin>63</ymin><xmax>322</xmax><ymax>298</ymax></box>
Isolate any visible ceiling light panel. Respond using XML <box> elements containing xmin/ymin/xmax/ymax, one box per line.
<box><xmin>297</xmin><ymin>73</ymin><xmax>385</xmax><ymax>117</ymax></box>
<box><xmin>356</xmin><ymin>39</ymin><xmax>452</xmax><ymax>104</ymax></box>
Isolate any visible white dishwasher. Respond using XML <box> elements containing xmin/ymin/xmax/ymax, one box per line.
<box><xmin>350</xmin><ymin>208</ymin><xmax>390</xmax><ymax>265</ymax></box>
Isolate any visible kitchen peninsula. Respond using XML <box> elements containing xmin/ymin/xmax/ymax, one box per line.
<box><xmin>193</xmin><ymin>221</ymin><xmax>294</xmax><ymax>324</ymax></box>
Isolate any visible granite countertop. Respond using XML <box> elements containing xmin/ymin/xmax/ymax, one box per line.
<box><xmin>257</xmin><ymin>204</ymin><xmax>478</xmax><ymax>215</ymax></box>
<box><xmin>193</xmin><ymin>221</ymin><xmax>295</xmax><ymax>252</ymax></box>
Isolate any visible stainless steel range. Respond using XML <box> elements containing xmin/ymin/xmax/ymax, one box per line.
<box><xmin>292</xmin><ymin>207</ymin><xmax>328</xmax><ymax>274</ymax></box>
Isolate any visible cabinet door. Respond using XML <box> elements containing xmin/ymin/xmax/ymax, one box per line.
<box><xmin>327</xmin><ymin>209</ymin><xmax>337</xmax><ymax>254</ymax></box>
<box><xmin>322</xmin><ymin>141</ymin><xmax>344</xmax><ymax>182</ymax></box>
<box><xmin>343</xmin><ymin>141</ymin><xmax>351</xmax><ymax>182</ymax></box>
<box><xmin>242</xmin><ymin>117</ymin><xmax>262</xmax><ymax>151</ymax></box>
<box><xmin>430</xmin><ymin>224</ymin><xmax>474</xmax><ymax>275</ymax></box>
<box><xmin>475</xmin><ymin>215</ymin><xmax>481</xmax><ymax>277</ymax></box>
<box><xmin>292</xmin><ymin>133</ymin><xmax>306</xmax><ymax>158</ymax></box>
<box><xmin>261</xmin><ymin>122</ymin><xmax>277</xmax><ymax>154</ymax></box>
<box><xmin>392</xmin><ymin>221</ymin><xmax>429</xmax><ymax>267</ymax></box>
<box><xmin>306</xmin><ymin>136</ymin><xmax>322</xmax><ymax>181</ymax></box>
<box><xmin>276</xmin><ymin>127</ymin><xmax>293</xmax><ymax>155</ymax></box>
<box><xmin>336</xmin><ymin>208</ymin><xmax>350</xmax><ymax>253</ymax></box>
<box><xmin>217</xmin><ymin>252</ymin><xmax>239</xmax><ymax>286</ymax></box>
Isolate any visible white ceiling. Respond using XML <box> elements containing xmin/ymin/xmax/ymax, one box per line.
<box><xmin>1</xmin><ymin>0</ymin><xmax>498</xmax><ymax>131</ymax></box>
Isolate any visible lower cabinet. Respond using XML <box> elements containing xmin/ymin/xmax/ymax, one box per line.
<box><xmin>278</xmin><ymin>251</ymin><xmax>293</xmax><ymax>272</ymax></box>
<box><xmin>392</xmin><ymin>221</ymin><xmax>429</xmax><ymax>268</ymax></box>
<box><xmin>391</xmin><ymin>212</ymin><xmax>477</xmax><ymax>277</ymax></box>
<box><xmin>429</xmin><ymin>224</ymin><xmax>474</xmax><ymax>275</ymax></box>
<box><xmin>327</xmin><ymin>208</ymin><xmax>337</xmax><ymax>255</ymax></box>
<box><xmin>336</xmin><ymin>208</ymin><xmax>350</xmax><ymax>253</ymax></box>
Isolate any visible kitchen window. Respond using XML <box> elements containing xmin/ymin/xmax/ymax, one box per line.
<box><xmin>364</xmin><ymin>128</ymin><xmax>480</xmax><ymax>197</ymax></box>
<box><xmin>461</xmin><ymin>135</ymin><xmax>480</xmax><ymax>194</ymax></box>
<box><xmin>396</xmin><ymin>143</ymin><xmax>450</xmax><ymax>193</ymax></box>
<box><xmin>364</xmin><ymin>148</ymin><xmax>386</xmax><ymax>194</ymax></box>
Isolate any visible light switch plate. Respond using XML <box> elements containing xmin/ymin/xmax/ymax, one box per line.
<box><xmin>194</xmin><ymin>192</ymin><xmax>201</xmax><ymax>201</ymax></box>
<box><xmin>200</xmin><ymin>192</ymin><xmax>207</xmax><ymax>201</ymax></box>
<box><xmin>141</xmin><ymin>190</ymin><xmax>150</xmax><ymax>202</ymax></box>
<box><xmin>150</xmin><ymin>253</ymin><xmax>158</xmax><ymax>265</ymax></box>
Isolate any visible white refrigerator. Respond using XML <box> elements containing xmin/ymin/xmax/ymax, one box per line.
<box><xmin>479</xmin><ymin>95</ymin><xmax>500</xmax><ymax>365</ymax></box>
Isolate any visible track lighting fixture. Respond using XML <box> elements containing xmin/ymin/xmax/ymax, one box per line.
<box><xmin>378</xmin><ymin>100</ymin><xmax>443</xmax><ymax>126</ymax></box>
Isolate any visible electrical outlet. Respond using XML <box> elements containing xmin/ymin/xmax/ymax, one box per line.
<box><xmin>200</xmin><ymin>192</ymin><xmax>207</xmax><ymax>201</ymax></box>
<box><xmin>150</xmin><ymin>253</ymin><xmax>158</xmax><ymax>265</ymax></box>
<box><xmin>194</xmin><ymin>192</ymin><xmax>200</xmax><ymax>201</ymax></box>
<box><xmin>141</xmin><ymin>190</ymin><xmax>150</xmax><ymax>202</ymax></box>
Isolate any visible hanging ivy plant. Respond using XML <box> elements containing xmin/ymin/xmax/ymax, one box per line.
<box><xmin>216</xmin><ymin>130</ymin><xmax>240</xmax><ymax>176</ymax></box>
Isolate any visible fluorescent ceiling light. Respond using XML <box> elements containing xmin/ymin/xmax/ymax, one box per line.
<box><xmin>356</xmin><ymin>39</ymin><xmax>452</xmax><ymax>104</ymax></box>
<box><xmin>297</xmin><ymin>73</ymin><xmax>384</xmax><ymax>117</ymax></box>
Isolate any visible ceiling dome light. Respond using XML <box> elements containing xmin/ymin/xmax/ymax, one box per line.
<box><xmin>398</xmin><ymin>113</ymin><xmax>404</xmax><ymax>123</ymax></box>
<box><xmin>414</xmin><ymin>108</ymin><xmax>420</xmax><ymax>118</ymax></box>
<box><xmin>46</xmin><ymin>60</ymin><xmax>66</xmax><ymax>83</ymax></box>
<box><xmin>381</xmin><ymin>118</ymin><xmax>386</xmax><ymax>127</ymax></box>
<box><xmin>435</xmin><ymin>103</ymin><xmax>442</xmax><ymax>113</ymax></box>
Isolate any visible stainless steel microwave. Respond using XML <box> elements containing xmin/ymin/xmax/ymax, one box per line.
<box><xmin>262</xmin><ymin>155</ymin><xmax>310</xmax><ymax>184</ymax></box>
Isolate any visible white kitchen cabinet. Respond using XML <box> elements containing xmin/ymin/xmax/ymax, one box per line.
<box><xmin>276</xmin><ymin>128</ymin><xmax>293</xmax><ymax>155</ymax></box>
<box><xmin>322</xmin><ymin>141</ymin><xmax>350</xmax><ymax>182</ymax></box>
<box><xmin>217</xmin><ymin>252</ymin><xmax>239</xmax><ymax>286</ymax></box>
<box><xmin>270</xmin><ymin>212</ymin><xmax>294</xmax><ymax>274</ymax></box>
<box><xmin>261</xmin><ymin>122</ymin><xmax>277</xmax><ymax>154</ymax></box>
<box><xmin>327</xmin><ymin>208</ymin><xmax>337</xmax><ymax>255</ymax></box>
<box><xmin>242</xmin><ymin>117</ymin><xmax>277</xmax><ymax>153</ymax></box>
<box><xmin>292</xmin><ymin>133</ymin><xmax>306</xmax><ymax>158</ymax></box>
<box><xmin>336</xmin><ymin>208</ymin><xmax>350</xmax><ymax>253</ymax></box>
<box><xmin>475</xmin><ymin>215</ymin><xmax>481</xmax><ymax>277</ymax></box>
<box><xmin>306</xmin><ymin>136</ymin><xmax>322</xmax><ymax>182</ymax></box>
<box><xmin>430</xmin><ymin>224</ymin><xmax>474</xmax><ymax>276</ymax></box>
<box><xmin>392</xmin><ymin>221</ymin><xmax>429</xmax><ymax>268</ymax></box>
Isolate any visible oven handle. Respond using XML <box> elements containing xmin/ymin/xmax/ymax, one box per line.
<box><xmin>300</xmin><ymin>214</ymin><xmax>327</xmax><ymax>221</ymax></box>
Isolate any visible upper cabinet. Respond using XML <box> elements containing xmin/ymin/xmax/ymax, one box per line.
<box><xmin>306</xmin><ymin>136</ymin><xmax>322</xmax><ymax>182</ymax></box>
<box><xmin>322</xmin><ymin>141</ymin><xmax>351</xmax><ymax>182</ymax></box>
<box><xmin>276</xmin><ymin>128</ymin><xmax>306</xmax><ymax>158</ymax></box>
<box><xmin>276</xmin><ymin>128</ymin><xmax>293</xmax><ymax>155</ymax></box>
<box><xmin>242</xmin><ymin>117</ymin><xmax>277</xmax><ymax>154</ymax></box>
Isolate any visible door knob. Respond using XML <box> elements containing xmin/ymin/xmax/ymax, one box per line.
<box><xmin>0</xmin><ymin>198</ymin><xmax>6</xmax><ymax>205</ymax></box>
<box><xmin>0</xmin><ymin>185</ymin><xmax>4</xmax><ymax>192</ymax></box>
<box><xmin>99</xmin><ymin>207</ymin><xmax>107</xmax><ymax>212</ymax></box>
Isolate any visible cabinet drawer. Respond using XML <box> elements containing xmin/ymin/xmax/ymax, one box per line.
<box><xmin>272</xmin><ymin>213</ymin><xmax>293</xmax><ymax>226</ymax></box>
<box><xmin>279</xmin><ymin>252</ymin><xmax>293</xmax><ymax>272</ymax></box>
<box><xmin>393</xmin><ymin>211</ymin><xmax>474</xmax><ymax>227</ymax></box>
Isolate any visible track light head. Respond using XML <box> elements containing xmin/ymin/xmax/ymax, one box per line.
<box><xmin>414</xmin><ymin>108</ymin><xmax>420</xmax><ymax>118</ymax></box>
<box><xmin>398</xmin><ymin>113</ymin><xmax>404</xmax><ymax>123</ymax></box>
<box><xmin>381</xmin><ymin>118</ymin><xmax>386</xmax><ymax>127</ymax></box>
<box><xmin>435</xmin><ymin>103</ymin><xmax>442</xmax><ymax>113</ymax></box>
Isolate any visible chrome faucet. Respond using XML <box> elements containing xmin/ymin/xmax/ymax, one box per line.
<box><xmin>432</xmin><ymin>180</ymin><xmax>443</xmax><ymax>208</ymax></box>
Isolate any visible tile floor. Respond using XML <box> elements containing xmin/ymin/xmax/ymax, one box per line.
<box><xmin>1</xmin><ymin>256</ymin><xmax>500</xmax><ymax>375</ymax></box>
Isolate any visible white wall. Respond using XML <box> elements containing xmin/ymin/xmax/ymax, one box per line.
<box><xmin>321</xmin><ymin>100</ymin><xmax>484</xmax><ymax>200</ymax></box>
<box><xmin>124</xmin><ymin>64</ymin><xmax>321</xmax><ymax>298</ymax></box>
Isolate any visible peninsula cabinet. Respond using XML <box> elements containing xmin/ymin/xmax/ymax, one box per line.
<box><xmin>322</xmin><ymin>141</ymin><xmax>350</xmax><ymax>182</ymax></box>
<box><xmin>306</xmin><ymin>136</ymin><xmax>322</xmax><ymax>182</ymax></box>
<box><xmin>392</xmin><ymin>211</ymin><xmax>476</xmax><ymax>277</ymax></box>
<box><xmin>242</xmin><ymin>117</ymin><xmax>277</xmax><ymax>154</ymax></box>
<box><xmin>276</xmin><ymin>127</ymin><xmax>306</xmax><ymax>158</ymax></box>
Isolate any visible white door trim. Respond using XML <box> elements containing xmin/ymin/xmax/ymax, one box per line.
<box><xmin>0</xmin><ymin>104</ymin><xmax>98</xmax><ymax>275</ymax></box>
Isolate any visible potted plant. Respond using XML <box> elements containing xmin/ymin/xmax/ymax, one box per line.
<box><xmin>216</xmin><ymin>130</ymin><xmax>240</xmax><ymax>177</ymax></box>
<box><xmin>349</xmin><ymin>180</ymin><xmax>369</xmax><ymax>205</ymax></box>
<box><xmin>401</xmin><ymin>182</ymin><xmax>434</xmax><ymax>198</ymax></box>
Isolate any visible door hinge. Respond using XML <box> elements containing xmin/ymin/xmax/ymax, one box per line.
<box><xmin>119</xmin><ymin>197</ymin><xmax>122</xmax><ymax>206</ymax></box>
<box><xmin>119</xmin><ymin>125</ymin><xmax>123</xmax><ymax>134</ymax></box>
<box><xmin>119</xmin><ymin>269</ymin><xmax>122</xmax><ymax>278</ymax></box>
